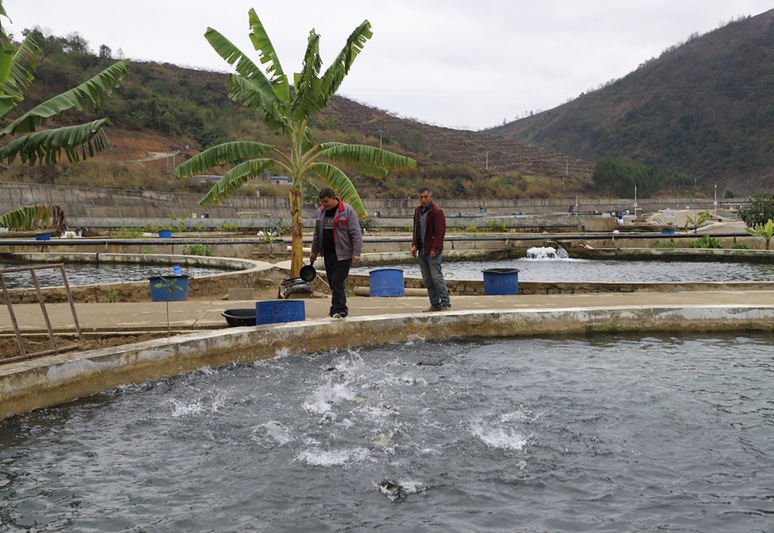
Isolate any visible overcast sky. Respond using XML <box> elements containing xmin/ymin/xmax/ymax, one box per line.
<box><xmin>5</xmin><ymin>1</ymin><xmax>773</xmax><ymax>130</ymax></box>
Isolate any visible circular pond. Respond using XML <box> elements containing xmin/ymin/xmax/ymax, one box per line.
<box><xmin>353</xmin><ymin>249</ymin><xmax>774</xmax><ymax>282</ymax></box>
<box><xmin>0</xmin><ymin>262</ymin><xmax>237</xmax><ymax>289</ymax></box>
<box><xmin>0</xmin><ymin>332</ymin><xmax>772</xmax><ymax>531</ymax></box>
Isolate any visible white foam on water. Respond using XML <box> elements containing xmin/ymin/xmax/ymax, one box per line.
<box><xmin>471</xmin><ymin>420</ymin><xmax>528</xmax><ymax>450</ymax></box>
<box><xmin>525</xmin><ymin>246</ymin><xmax>559</xmax><ymax>260</ymax></box>
<box><xmin>197</xmin><ymin>365</ymin><xmax>216</xmax><ymax>375</ymax></box>
<box><xmin>169</xmin><ymin>398</ymin><xmax>205</xmax><ymax>417</ymax></box>
<box><xmin>303</xmin><ymin>380</ymin><xmax>354</xmax><ymax>415</ymax></box>
<box><xmin>333</xmin><ymin>352</ymin><xmax>366</xmax><ymax>376</ymax></box>
<box><xmin>500</xmin><ymin>408</ymin><xmax>533</xmax><ymax>423</ymax></box>
<box><xmin>252</xmin><ymin>421</ymin><xmax>293</xmax><ymax>445</ymax></box>
<box><xmin>296</xmin><ymin>447</ymin><xmax>370</xmax><ymax>467</ymax></box>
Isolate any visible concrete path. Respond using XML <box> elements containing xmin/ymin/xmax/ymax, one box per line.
<box><xmin>3</xmin><ymin>290</ymin><xmax>773</xmax><ymax>334</ymax></box>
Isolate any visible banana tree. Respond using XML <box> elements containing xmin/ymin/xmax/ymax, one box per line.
<box><xmin>746</xmin><ymin>218</ymin><xmax>773</xmax><ymax>250</ymax></box>
<box><xmin>173</xmin><ymin>9</ymin><xmax>416</xmax><ymax>277</ymax></box>
<box><xmin>683</xmin><ymin>209</ymin><xmax>710</xmax><ymax>234</ymax></box>
<box><xmin>0</xmin><ymin>2</ymin><xmax>130</xmax><ymax>166</ymax></box>
<box><xmin>0</xmin><ymin>204</ymin><xmax>68</xmax><ymax>236</ymax></box>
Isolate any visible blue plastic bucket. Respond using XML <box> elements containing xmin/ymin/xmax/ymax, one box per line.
<box><xmin>149</xmin><ymin>275</ymin><xmax>189</xmax><ymax>302</ymax></box>
<box><xmin>256</xmin><ymin>300</ymin><xmax>305</xmax><ymax>325</ymax></box>
<box><xmin>35</xmin><ymin>233</ymin><xmax>51</xmax><ymax>241</ymax></box>
<box><xmin>369</xmin><ymin>268</ymin><xmax>405</xmax><ymax>297</ymax></box>
<box><xmin>158</xmin><ymin>229</ymin><xmax>172</xmax><ymax>238</ymax></box>
<box><xmin>483</xmin><ymin>268</ymin><xmax>519</xmax><ymax>296</ymax></box>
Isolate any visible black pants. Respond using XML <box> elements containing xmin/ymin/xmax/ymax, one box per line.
<box><xmin>324</xmin><ymin>254</ymin><xmax>351</xmax><ymax>316</ymax></box>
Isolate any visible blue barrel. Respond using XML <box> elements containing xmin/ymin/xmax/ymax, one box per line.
<box><xmin>149</xmin><ymin>275</ymin><xmax>189</xmax><ymax>302</ymax></box>
<box><xmin>369</xmin><ymin>268</ymin><xmax>405</xmax><ymax>297</ymax></box>
<box><xmin>35</xmin><ymin>233</ymin><xmax>51</xmax><ymax>241</ymax></box>
<box><xmin>483</xmin><ymin>268</ymin><xmax>520</xmax><ymax>296</ymax></box>
<box><xmin>256</xmin><ymin>300</ymin><xmax>305</xmax><ymax>325</ymax></box>
<box><xmin>158</xmin><ymin>229</ymin><xmax>172</xmax><ymax>238</ymax></box>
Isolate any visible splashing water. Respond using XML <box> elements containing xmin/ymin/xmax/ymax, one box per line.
<box><xmin>1</xmin><ymin>334</ymin><xmax>774</xmax><ymax>531</ymax></box>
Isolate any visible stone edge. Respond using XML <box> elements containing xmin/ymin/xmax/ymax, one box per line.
<box><xmin>2</xmin><ymin>304</ymin><xmax>773</xmax><ymax>420</ymax></box>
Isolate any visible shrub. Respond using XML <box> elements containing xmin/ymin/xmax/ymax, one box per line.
<box><xmin>689</xmin><ymin>234</ymin><xmax>722</xmax><ymax>249</ymax></box>
<box><xmin>487</xmin><ymin>219</ymin><xmax>506</xmax><ymax>231</ymax></box>
<box><xmin>732</xmin><ymin>242</ymin><xmax>751</xmax><ymax>249</ymax></box>
<box><xmin>737</xmin><ymin>194</ymin><xmax>774</xmax><ymax>228</ymax></box>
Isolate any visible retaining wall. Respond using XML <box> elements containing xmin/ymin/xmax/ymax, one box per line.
<box><xmin>4</xmin><ymin>304</ymin><xmax>774</xmax><ymax>420</ymax></box>
<box><xmin>0</xmin><ymin>182</ymin><xmax>733</xmax><ymax>220</ymax></box>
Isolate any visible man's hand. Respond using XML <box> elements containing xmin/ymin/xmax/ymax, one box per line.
<box><xmin>352</xmin><ymin>255</ymin><xmax>361</xmax><ymax>265</ymax></box>
<box><xmin>411</xmin><ymin>245</ymin><xmax>417</xmax><ymax>258</ymax></box>
<box><xmin>430</xmin><ymin>251</ymin><xmax>438</xmax><ymax>258</ymax></box>
<box><xmin>309</xmin><ymin>253</ymin><xmax>317</xmax><ymax>263</ymax></box>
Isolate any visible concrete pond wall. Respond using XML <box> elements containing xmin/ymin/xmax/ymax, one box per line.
<box><xmin>0</xmin><ymin>182</ymin><xmax>735</xmax><ymax>221</ymax></box>
<box><xmin>0</xmin><ymin>253</ymin><xmax>278</xmax><ymax>304</ymax></box>
<box><xmin>4</xmin><ymin>250</ymin><xmax>774</xmax><ymax>306</ymax></box>
<box><xmin>4</xmin><ymin>303</ymin><xmax>774</xmax><ymax>420</ymax></box>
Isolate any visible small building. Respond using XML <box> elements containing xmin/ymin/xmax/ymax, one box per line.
<box><xmin>269</xmin><ymin>176</ymin><xmax>290</xmax><ymax>185</ymax></box>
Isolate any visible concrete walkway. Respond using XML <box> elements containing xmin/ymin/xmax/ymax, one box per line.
<box><xmin>3</xmin><ymin>290</ymin><xmax>774</xmax><ymax>334</ymax></box>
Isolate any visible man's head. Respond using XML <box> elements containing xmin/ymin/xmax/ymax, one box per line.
<box><xmin>418</xmin><ymin>186</ymin><xmax>432</xmax><ymax>208</ymax></box>
<box><xmin>319</xmin><ymin>188</ymin><xmax>339</xmax><ymax>210</ymax></box>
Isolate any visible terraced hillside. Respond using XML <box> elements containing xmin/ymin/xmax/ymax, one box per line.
<box><xmin>319</xmin><ymin>96</ymin><xmax>595</xmax><ymax>182</ymax></box>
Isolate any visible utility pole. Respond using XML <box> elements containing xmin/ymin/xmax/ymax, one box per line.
<box><xmin>714</xmin><ymin>184</ymin><xmax>717</xmax><ymax>216</ymax></box>
<box><xmin>485</xmin><ymin>151</ymin><xmax>488</xmax><ymax>171</ymax></box>
<box><xmin>378</xmin><ymin>130</ymin><xmax>383</xmax><ymax>150</ymax></box>
<box><xmin>634</xmin><ymin>186</ymin><xmax>638</xmax><ymax>216</ymax></box>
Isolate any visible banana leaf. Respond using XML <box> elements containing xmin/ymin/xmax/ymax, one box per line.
<box><xmin>199</xmin><ymin>158</ymin><xmax>274</xmax><ymax>206</ymax></box>
<box><xmin>309</xmin><ymin>162</ymin><xmax>366</xmax><ymax>218</ymax></box>
<box><xmin>173</xmin><ymin>141</ymin><xmax>275</xmax><ymax>178</ymax></box>
<box><xmin>0</xmin><ymin>119</ymin><xmax>110</xmax><ymax>165</ymax></box>
<box><xmin>1</xmin><ymin>59</ymin><xmax>130</xmax><ymax>137</ymax></box>
<box><xmin>0</xmin><ymin>204</ymin><xmax>68</xmax><ymax>236</ymax></box>
<box><xmin>317</xmin><ymin>142</ymin><xmax>417</xmax><ymax>174</ymax></box>
<box><xmin>247</xmin><ymin>8</ymin><xmax>290</xmax><ymax>103</ymax></box>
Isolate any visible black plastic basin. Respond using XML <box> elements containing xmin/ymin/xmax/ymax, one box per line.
<box><xmin>221</xmin><ymin>309</ymin><xmax>256</xmax><ymax>327</ymax></box>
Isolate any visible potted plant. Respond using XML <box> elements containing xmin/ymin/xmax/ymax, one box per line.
<box><xmin>151</xmin><ymin>276</ymin><xmax>186</xmax><ymax>336</ymax></box>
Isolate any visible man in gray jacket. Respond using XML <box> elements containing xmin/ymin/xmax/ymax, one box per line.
<box><xmin>310</xmin><ymin>188</ymin><xmax>363</xmax><ymax>318</ymax></box>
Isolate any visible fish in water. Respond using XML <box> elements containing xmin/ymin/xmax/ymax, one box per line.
<box><xmin>371</xmin><ymin>429</ymin><xmax>408</xmax><ymax>448</ymax></box>
<box><xmin>378</xmin><ymin>480</ymin><xmax>407</xmax><ymax>501</ymax></box>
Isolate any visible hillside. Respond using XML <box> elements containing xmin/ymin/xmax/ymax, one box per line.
<box><xmin>488</xmin><ymin>9</ymin><xmax>774</xmax><ymax>196</ymax></box>
<box><xmin>0</xmin><ymin>28</ymin><xmax>600</xmax><ymax>201</ymax></box>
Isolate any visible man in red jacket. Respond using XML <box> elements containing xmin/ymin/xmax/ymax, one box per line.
<box><xmin>411</xmin><ymin>186</ymin><xmax>451</xmax><ymax>312</ymax></box>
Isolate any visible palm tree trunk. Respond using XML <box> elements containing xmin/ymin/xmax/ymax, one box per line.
<box><xmin>290</xmin><ymin>188</ymin><xmax>304</xmax><ymax>278</ymax></box>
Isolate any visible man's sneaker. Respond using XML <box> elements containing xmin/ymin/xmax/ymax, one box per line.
<box><xmin>442</xmin><ymin>306</ymin><xmax>451</xmax><ymax>311</ymax></box>
<box><xmin>423</xmin><ymin>306</ymin><xmax>443</xmax><ymax>313</ymax></box>
<box><xmin>330</xmin><ymin>312</ymin><xmax>347</xmax><ymax>319</ymax></box>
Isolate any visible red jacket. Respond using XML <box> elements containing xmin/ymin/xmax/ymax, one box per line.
<box><xmin>412</xmin><ymin>201</ymin><xmax>445</xmax><ymax>255</ymax></box>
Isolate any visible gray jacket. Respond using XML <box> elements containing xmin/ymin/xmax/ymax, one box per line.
<box><xmin>311</xmin><ymin>200</ymin><xmax>363</xmax><ymax>261</ymax></box>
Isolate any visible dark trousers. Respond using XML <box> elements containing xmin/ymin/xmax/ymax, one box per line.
<box><xmin>324</xmin><ymin>254</ymin><xmax>351</xmax><ymax>316</ymax></box>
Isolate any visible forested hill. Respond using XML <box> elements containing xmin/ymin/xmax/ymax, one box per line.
<box><xmin>3</xmin><ymin>28</ymin><xmax>594</xmax><ymax>200</ymax></box>
<box><xmin>488</xmin><ymin>9</ymin><xmax>774</xmax><ymax>196</ymax></box>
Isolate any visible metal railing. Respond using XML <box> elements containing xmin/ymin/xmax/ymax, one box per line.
<box><xmin>0</xmin><ymin>264</ymin><xmax>85</xmax><ymax>364</ymax></box>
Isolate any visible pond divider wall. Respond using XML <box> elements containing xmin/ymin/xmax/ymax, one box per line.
<box><xmin>4</xmin><ymin>304</ymin><xmax>774</xmax><ymax>420</ymax></box>
<box><xmin>4</xmin><ymin>251</ymin><xmax>774</xmax><ymax>304</ymax></box>
<box><xmin>0</xmin><ymin>253</ymin><xmax>275</xmax><ymax>304</ymax></box>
